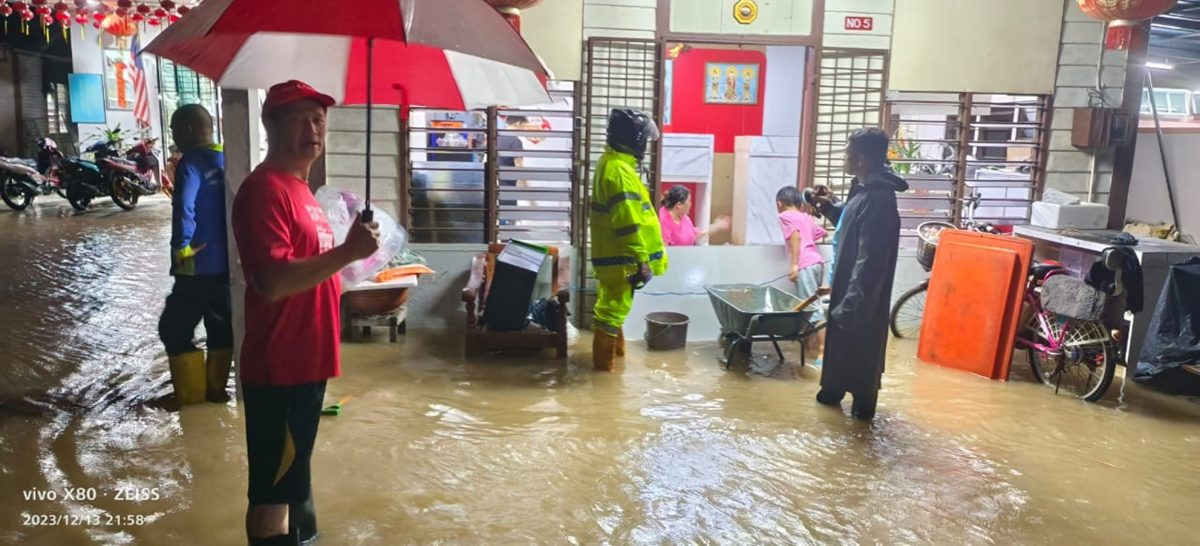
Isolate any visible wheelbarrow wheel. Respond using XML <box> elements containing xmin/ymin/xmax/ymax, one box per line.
<box><xmin>724</xmin><ymin>338</ymin><xmax>751</xmax><ymax>369</ymax></box>
<box><xmin>719</xmin><ymin>331</ymin><xmax>738</xmax><ymax>352</ymax></box>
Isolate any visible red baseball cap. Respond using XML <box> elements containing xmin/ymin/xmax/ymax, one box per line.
<box><xmin>262</xmin><ymin>80</ymin><xmax>336</xmax><ymax>116</ymax></box>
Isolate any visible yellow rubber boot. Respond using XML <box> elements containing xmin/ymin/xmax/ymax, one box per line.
<box><xmin>592</xmin><ymin>329</ymin><xmax>618</xmax><ymax>372</ymax></box>
<box><xmin>168</xmin><ymin>351</ymin><xmax>207</xmax><ymax>406</ymax></box>
<box><xmin>205</xmin><ymin>349</ymin><xmax>233</xmax><ymax>403</ymax></box>
<box><xmin>616</xmin><ymin>328</ymin><xmax>626</xmax><ymax>357</ymax></box>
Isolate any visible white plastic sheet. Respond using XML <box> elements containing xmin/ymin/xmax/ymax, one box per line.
<box><xmin>315</xmin><ymin>186</ymin><xmax>409</xmax><ymax>285</ymax></box>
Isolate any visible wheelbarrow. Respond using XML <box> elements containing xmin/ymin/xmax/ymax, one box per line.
<box><xmin>705</xmin><ymin>284</ymin><xmax>826</xmax><ymax>369</ymax></box>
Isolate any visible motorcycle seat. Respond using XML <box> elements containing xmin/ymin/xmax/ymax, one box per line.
<box><xmin>4</xmin><ymin>158</ymin><xmax>36</xmax><ymax>168</ymax></box>
<box><xmin>102</xmin><ymin>158</ymin><xmax>139</xmax><ymax>172</ymax></box>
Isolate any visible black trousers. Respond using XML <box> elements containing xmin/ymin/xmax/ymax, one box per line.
<box><xmin>158</xmin><ymin>274</ymin><xmax>233</xmax><ymax>356</ymax></box>
<box><xmin>243</xmin><ymin>381</ymin><xmax>327</xmax><ymax>505</ymax></box>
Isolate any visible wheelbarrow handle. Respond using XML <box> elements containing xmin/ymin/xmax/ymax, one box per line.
<box><xmin>792</xmin><ymin>293</ymin><xmax>822</xmax><ymax>312</ymax></box>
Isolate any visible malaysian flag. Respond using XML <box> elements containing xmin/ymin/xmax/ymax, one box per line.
<box><xmin>130</xmin><ymin>33</ymin><xmax>151</xmax><ymax>129</ymax></box>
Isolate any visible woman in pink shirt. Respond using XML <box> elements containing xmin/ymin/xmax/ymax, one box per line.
<box><xmin>778</xmin><ymin>185</ymin><xmax>829</xmax><ymax>358</ymax></box>
<box><xmin>658</xmin><ymin>186</ymin><xmax>730</xmax><ymax>246</ymax></box>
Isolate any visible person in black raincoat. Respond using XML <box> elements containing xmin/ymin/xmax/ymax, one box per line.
<box><xmin>817</xmin><ymin>128</ymin><xmax>908</xmax><ymax>420</ymax></box>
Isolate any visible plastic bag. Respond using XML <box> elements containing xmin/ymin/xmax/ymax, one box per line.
<box><xmin>1135</xmin><ymin>257</ymin><xmax>1200</xmax><ymax>394</ymax></box>
<box><xmin>314</xmin><ymin>186</ymin><xmax>409</xmax><ymax>285</ymax></box>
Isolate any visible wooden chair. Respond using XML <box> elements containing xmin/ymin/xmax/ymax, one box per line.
<box><xmin>462</xmin><ymin>243</ymin><xmax>570</xmax><ymax>358</ymax></box>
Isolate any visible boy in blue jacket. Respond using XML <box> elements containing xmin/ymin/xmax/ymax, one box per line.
<box><xmin>157</xmin><ymin>104</ymin><xmax>232</xmax><ymax>406</ymax></box>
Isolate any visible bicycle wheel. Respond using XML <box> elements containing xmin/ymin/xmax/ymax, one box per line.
<box><xmin>889</xmin><ymin>283</ymin><xmax>928</xmax><ymax>339</ymax></box>
<box><xmin>1026</xmin><ymin>317</ymin><xmax>1116</xmax><ymax>402</ymax></box>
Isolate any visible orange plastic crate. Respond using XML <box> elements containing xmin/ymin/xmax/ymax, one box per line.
<box><xmin>917</xmin><ymin>230</ymin><xmax>1033</xmax><ymax>380</ymax></box>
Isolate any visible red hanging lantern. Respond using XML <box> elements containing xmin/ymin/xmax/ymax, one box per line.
<box><xmin>484</xmin><ymin>0</ymin><xmax>542</xmax><ymax>32</ymax></box>
<box><xmin>73</xmin><ymin>0</ymin><xmax>86</xmax><ymax>8</ymax></box>
<box><xmin>168</xmin><ymin>13</ymin><xmax>178</xmax><ymax>23</ymax></box>
<box><xmin>52</xmin><ymin>1</ymin><xmax>67</xmax><ymax>12</ymax></box>
<box><xmin>74</xmin><ymin>12</ymin><xmax>86</xmax><ymax>24</ymax></box>
<box><xmin>1077</xmin><ymin>0</ymin><xmax>1179</xmax><ymax>49</ymax></box>
<box><xmin>30</xmin><ymin>0</ymin><xmax>47</xmax><ymax>6</ymax></box>
<box><xmin>22</xmin><ymin>9</ymin><xmax>35</xmax><ymax>21</ymax></box>
<box><xmin>160</xmin><ymin>0</ymin><xmax>175</xmax><ymax>10</ymax></box>
<box><xmin>35</xmin><ymin>6</ymin><xmax>51</xmax><ymax>16</ymax></box>
<box><xmin>176</xmin><ymin>5</ymin><xmax>188</xmax><ymax>15</ymax></box>
<box><xmin>101</xmin><ymin>12</ymin><xmax>136</xmax><ymax>36</ymax></box>
<box><xmin>153</xmin><ymin>7</ymin><xmax>165</xmax><ymax>18</ymax></box>
<box><xmin>147</xmin><ymin>16</ymin><xmax>160</xmax><ymax>26</ymax></box>
<box><xmin>40</xmin><ymin>13</ymin><xmax>52</xmax><ymax>25</ymax></box>
<box><xmin>12</xmin><ymin>2</ymin><xmax>28</xmax><ymax>13</ymax></box>
<box><xmin>117</xmin><ymin>0</ymin><xmax>133</xmax><ymax>8</ymax></box>
<box><xmin>55</xmin><ymin>10</ymin><xmax>69</xmax><ymax>22</ymax></box>
<box><xmin>91</xmin><ymin>21</ymin><xmax>99</xmax><ymax>28</ymax></box>
<box><xmin>130</xmin><ymin>12</ymin><xmax>143</xmax><ymax>22</ymax></box>
<box><xmin>0</xmin><ymin>6</ymin><xmax>13</xmax><ymax>17</ymax></box>
<box><xmin>136</xmin><ymin>3</ymin><xmax>150</xmax><ymax>15</ymax></box>
<box><xmin>93</xmin><ymin>12</ymin><xmax>104</xmax><ymax>22</ymax></box>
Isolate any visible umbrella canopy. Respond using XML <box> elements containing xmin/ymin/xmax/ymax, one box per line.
<box><xmin>144</xmin><ymin>0</ymin><xmax>552</xmax><ymax>217</ymax></box>
<box><xmin>143</xmin><ymin>0</ymin><xmax>551</xmax><ymax>110</ymax></box>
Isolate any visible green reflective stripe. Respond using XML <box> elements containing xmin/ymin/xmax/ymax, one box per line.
<box><xmin>591</xmin><ymin>191</ymin><xmax>642</xmax><ymax>213</ymax></box>
<box><xmin>591</xmin><ymin>256</ymin><xmax>638</xmax><ymax>267</ymax></box>
<box><xmin>613</xmin><ymin>225</ymin><xmax>639</xmax><ymax>237</ymax></box>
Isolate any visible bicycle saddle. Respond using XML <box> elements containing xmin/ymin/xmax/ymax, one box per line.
<box><xmin>1030</xmin><ymin>261</ymin><xmax>1063</xmax><ymax>280</ymax></box>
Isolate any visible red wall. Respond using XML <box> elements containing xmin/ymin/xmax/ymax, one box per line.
<box><xmin>664</xmin><ymin>48</ymin><xmax>766</xmax><ymax>153</ymax></box>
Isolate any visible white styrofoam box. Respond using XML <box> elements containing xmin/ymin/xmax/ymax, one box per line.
<box><xmin>1031</xmin><ymin>201</ymin><xmax>1110</xmax><ymax>229</ymax></box>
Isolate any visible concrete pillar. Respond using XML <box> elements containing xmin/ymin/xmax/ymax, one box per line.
<box><xmin>220</xmin><ymin>88</ymin><xmax>262</xmax><ymax>400</ymax></box>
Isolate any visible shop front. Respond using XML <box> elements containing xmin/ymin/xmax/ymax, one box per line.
<box><xmin>573</xmin><ymin>0</ymin><xmax>888</xmax><ymax>338</ymax></box>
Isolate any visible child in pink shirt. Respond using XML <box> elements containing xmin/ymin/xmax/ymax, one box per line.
<box><xmin>778</xmin><ymin>186</ymin><xmax>828</xmax><ymax>324</ymax></box>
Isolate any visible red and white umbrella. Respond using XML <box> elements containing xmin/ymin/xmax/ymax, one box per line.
<box><xmin>144</xmin><ymin>0</ymin><xmax>551</xmax><ymax>110</ymax></box>
<box><xmin>144</xmin><ymin>0</ymin><xmax>551</xmax><ymax>215</ymax></box>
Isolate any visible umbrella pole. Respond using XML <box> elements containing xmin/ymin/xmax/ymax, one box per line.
<box><xmin>362</xmin><ymin>37</ymin><xmax>375</xmax><ymax>224</ymax></box>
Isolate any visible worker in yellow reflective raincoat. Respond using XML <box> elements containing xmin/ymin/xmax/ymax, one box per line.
<box><xmin>590</xmin><ymin>109</ymin><xmax>668</xmax><ymax>371</ymax></box>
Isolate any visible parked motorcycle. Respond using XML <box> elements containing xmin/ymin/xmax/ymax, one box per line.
<box><xmin>61</xmin><ymin>136</ymin><xmax>161</xmax><ymax>212</ymax></box>
<box><xmin>0</xmin><ymin>137</ymin><xmax>66</xmax><ymax>211</ymax></box>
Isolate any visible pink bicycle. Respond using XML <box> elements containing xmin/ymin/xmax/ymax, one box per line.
<box><xmin>1016</xmin><ymin>262</ymin><xmax>1119</xmax><ymax>402</ymax></box>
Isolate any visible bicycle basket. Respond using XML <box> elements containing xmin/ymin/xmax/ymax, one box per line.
<box><xmin>916</xmin><ymin>222</ymin><xmax>955</xmax><ymax>271</ymax></box>
<box><xmin>1040</xmin><ymin>275</ymin><xmax>1106</xmax><ymax>322</ymax></box>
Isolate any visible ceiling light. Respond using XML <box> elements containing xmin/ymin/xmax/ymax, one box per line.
<box><xmin>1146</xmin><ymin>61</ymin><xmax>1175</xmax><ymax>70</ymax></box>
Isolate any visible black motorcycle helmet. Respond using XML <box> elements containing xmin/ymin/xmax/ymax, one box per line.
<box><xmin>606</xmin><ymin>108</ymin><xmax>660</xmax><ymax>161</ymax></box>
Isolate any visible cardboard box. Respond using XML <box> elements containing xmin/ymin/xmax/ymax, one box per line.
<box><xmin>482</xmin><ymin>241</ymin><xmax>551</xmax><ymax>332</ymax></box>
<box><xmin>1031</xmin><ymin>201</ymin><xmax>1109</xmax><ymax>229</ymax></box>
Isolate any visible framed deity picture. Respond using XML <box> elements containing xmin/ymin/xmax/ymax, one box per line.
<box><xmin>102</xmin><ymin>48</ymin><xmax>136</xmax><ymax>111</ymax></box>
<box><xmin>704</xmin><ymin>62</ymin><xmax>760</xmax><ymax>105</ymax></box>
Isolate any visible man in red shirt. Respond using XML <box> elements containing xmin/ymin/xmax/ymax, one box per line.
<box><xmin>231</xmin><ymin>80</ymin><xmax>380</xmax><ymax>545</ymax></box>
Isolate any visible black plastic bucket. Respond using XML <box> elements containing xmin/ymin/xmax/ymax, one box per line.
<box><xmin>644</xmin><ymin>312</ymin><xmax>689</xmax><ymax>351</ymax></box>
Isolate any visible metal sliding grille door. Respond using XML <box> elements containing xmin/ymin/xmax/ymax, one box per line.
<box><xmin>405</xmin><ymin>106</ymin><xmax>488</xmax><ymax>243</ymax></box>
<box><xmin>886</xmin><ymin>92</ymin><xmax>1051</xmax><ymax>246</ymax></box>
<box><xmin>812</xmin><ymin>49</ymin><xmax>888</xmax><ymax>201</ymax></box>
<box><xmin>578</xmin><ymin>37</ymin><xmax>662</xmax><ymax>327</ymax></box>
<box><xmin>401</xmin><ymin>83</ymin><xmax>581</xmax><ymax>244</ymax></box>
<box><xmin>496</xmin><ymin>82</ymin><xmax>579</xmax><ymax>244</ymax></box>
<box><xmin>158</xmin><ymin>59</ymin><xmax>222</xmax><ymax>151</ymax></box>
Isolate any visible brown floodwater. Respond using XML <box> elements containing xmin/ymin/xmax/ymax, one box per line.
<box><xmin>2</xmin><ymin>196</ymin><xmax>1199</xmax><ymax>545</ymax></box>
